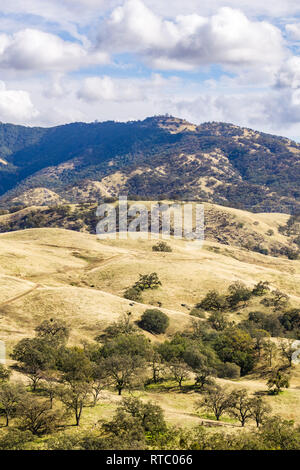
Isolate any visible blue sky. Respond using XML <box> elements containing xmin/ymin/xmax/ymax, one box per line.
<box><xmin>1</xmin><ymin>0</ymin><xmax>300</xmax><ymax>139</ymax></box>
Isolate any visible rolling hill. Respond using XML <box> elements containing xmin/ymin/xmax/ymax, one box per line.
<box><xmin>1</xmin><ymin>216</ymin><xmax>300</xmax><ymax>351</ymax></box>
<box><xmin>0</xmin><ymin>200</ymin><xmax>299</xmax><ymax>260</ymax></box>
<box><xmin>1</xmin><ymin>219</ymin><xmax>300</xmax><ymax>428</ymax></box>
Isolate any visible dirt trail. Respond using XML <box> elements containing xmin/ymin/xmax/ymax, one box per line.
<box><xmin>165</xmin><ymin>409</ymin><xmax>240</xmax><ymax>427</ymax></box>
<box><xmin>0</xmin><ymin>284</ymin><xmax>40</xmax><ymax>307</ymax></box>
<box><xmin>86</xmin><ymin>254</ymin><xmax>126</xmax><ymax>273</ymax></box>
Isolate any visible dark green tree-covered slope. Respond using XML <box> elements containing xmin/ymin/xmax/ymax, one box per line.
<box><xmin>0</xmin><ymin>116</ymin><xmax>299</xmax><ymax>213</ymax></box>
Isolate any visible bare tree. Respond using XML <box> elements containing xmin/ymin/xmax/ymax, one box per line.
<box><xmin>104</xmin><ymin>354</ymin><xmax>145</xmax><ymax>396</ymax></box>
<box><xmin>263</xmin><ymin>340</ymin><xmax>277</xmax><ymax>367</ymax></box>
<box><xmin>197</xmin><ymin>385</ymin><xmax>232</xmax><ymax>421</ymax></box>
<box><xmin>149</xmin><ymin>348</ymin><xmax>164</xmax><ymax>384</ymax></box>
<box><xmin>0</xmin><ymin>382</ymin><xmax>24</xmax><ymax>426</ymax></box>
<box><xmin>91</xmin><ymin>362</ymin><xmax>108</xmax><ymax>406</ymax></box>
<box><xmin>40</xmin><ymin>370</ymin><xmax>60</xmax><ymax>409</ymax></box>
<box><xmin>249</xmin><ymin>397</ymin><xmax>272</xmax><ymax>427</ymax></box>
<box><xmin>194</xmin><ymin>366</ymin><xmax>216</xmax><ymax>391</ymax></box>
<box><xmin>229</xmin><ymin>389</ymin><xmax>252</xmax><ymax>427</ymax></box>
<box><xmin>279</xmin><ymin>340</ymin><xmax>296</xmax><ymax>367</ymax></box>
<box><xmin>18</xmin><ymin>395</ymin><xmax>64</xmax><ymax>435</ymax></box>
<box><xmin>168</xmin><ymin>360</ymin><xmax>191</xmax><ymax>388</ymax></box>
<box><xmin>58</xmin><ymin>382</ymin><xmax>91</xmax><ymax>426</ymax></box>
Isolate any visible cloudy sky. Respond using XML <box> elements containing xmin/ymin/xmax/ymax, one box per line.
<box><xmin>1</xmin><ymin>0</ymin><xmax>300</xmax><ymax>138</ymax></box>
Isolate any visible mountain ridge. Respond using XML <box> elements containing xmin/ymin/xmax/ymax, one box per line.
<box><xmin>0</xmin><ymin>116</ymin><xmax>299</xmax><ymax>213</ymax></box>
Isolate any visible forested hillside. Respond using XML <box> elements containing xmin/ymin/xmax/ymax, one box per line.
<box><xmin>0</xmin><ymin>116</ymin><xmax>299</xmax><ymax>213</ymax></box>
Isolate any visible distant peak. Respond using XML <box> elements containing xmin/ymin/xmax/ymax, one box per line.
<box><xmin>143</xmin><ymin>115</ymin><xmax>197</xmax><ymax>134</ymax></box>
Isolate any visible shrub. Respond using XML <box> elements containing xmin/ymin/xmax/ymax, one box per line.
<box><xmin>0</xmin><ymin>364</ymin><xmax>11</xmax><ymax>383</ymax></box>
<box><xmin>217</xmin><ymin>362</ymin><xmax>241</xmax><ymax>379</ymax></box>
<box><xmin>253</xmin><ymin>245</ymin><xmax>269</xmax><ymax>256</ymax></box>
<box><xmin>134</xmin><ymin>273</ymin><xmax>162</xmax><ymax>291</ymax></box>
<box><xmin>152</xmin><ymin>242</ymin><xmax>172</xmax><ymax>252</ymax></box>
<box><xmin>226</xmin><ymin>281</ymin><xmax>252</xmax><ymax>309</ymax></box>
<box><xmin>267</xmin><ymin>369</ymin><xmax>290</xmax><ymax>395</ymax></box>
<box><xmin>252</xmin><ymin>281</ymin><xmax>270</xmax><ymax>296</ymax></box>
<box><xmin>139</xmin><ymin>309</ymin><xmax>169</xmax><ymax>334</ymax></box>
<box><xmin>280</xmin><ymin>309</ymin><xmax>300</xmax><ymax>332</ymax></box>
<box><xmin>286</xmin><ymin>249</ymin><xmax>299</xmax><ymax>260</ymax></box>
<box><xmin>208</xmin><ymin>312</ymin><xmax>228</xmax><ymax>331</ymax></box>
<box><xmin>124</xmin><ymin>287</ymin><xmax>142</xmax><ymax>302</ymax></box>
<box><xmin>248</xmin><ymin>311</ymin><xmax>283</xmax><ymax>337</ymax></box>
<box><xmin>196</xmin><ymin>290</ymin><xmax>227</xmax><ymax>312</ymax></box>
<box><xmin>261</xmin><ymin>289</ymin><xmax>289</xmax><ymax>311</ymax></box>
<box><xmin>0</xmin><ymin>429</ymin><xmax>33</xmax><ymax>450</ymax></box>
<box><xmin>190</xmin><ymin>308</ymin><xmax>206</xmax><ymax>319</ymax></box>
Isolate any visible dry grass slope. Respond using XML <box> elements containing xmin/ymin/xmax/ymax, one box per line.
<box><xmin>0</xmin><ymin>211</ymin><xmax>300</xmax><ymax>427</ymax></box>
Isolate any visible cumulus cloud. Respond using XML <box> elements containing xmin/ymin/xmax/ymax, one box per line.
<box><xmin>78</xmin><ymin>73</ymin><xmax>177</xmax><ymax>103</ymax></box>
<box><xmin>1</xmin><ymin>0</ymin><xmax>300</xmax><ymax>139</ymax></box>
<box><xmin>0</xmin><ymin>81</ymin><xmax>38</xmax><ymax>122</ymax></box>
<box><xmin>275</xmin><ymin>57</ymin><xmax>300</xmax><ymax>89</ymax></box>
<box><xmin>174</xmin><ymin>93</ymin><xmax>266</xmax><ymax>127</ymax></box>
<box><xmin>0</xmin><ymin>29</ymin><xmax>109</xmax><ymax>72</ymax></box>
<box><xmin>78</xmin><ymin>76</ymin><xmax>143</xmax><ymax>102</ymax></box>
<box><xmin>172</xmin><ymin>86</ymin><xmax>300</xmax><ymax>136</ymax></box>
<box><xmin>98</xmin><ymin>1</ymin><xmax>285</xmax><ymax>71</ymax></box>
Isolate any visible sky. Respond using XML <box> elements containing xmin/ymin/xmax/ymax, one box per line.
<box><xmin>1</xmin><ymin>1</ymin><xmax>300</xmax><ymax>138</ymax></box>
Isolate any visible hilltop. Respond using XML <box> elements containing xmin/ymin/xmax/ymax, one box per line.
<box><xmin>0</xmin><ymin>116</ymin><xmax>299</xmax><ymax>213</ymax></box>
<box><xmin>0</xmin><ymin>200</ymin><xmax>299</xmax><ymax>260</ymax></box>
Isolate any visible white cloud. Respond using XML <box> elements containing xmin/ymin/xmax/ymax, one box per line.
<box><xmin>78</xmin><ymin>76</ymin><xmax>143</xmax><ymax>102</ymax></box>
<box><xmin>275</xmin><ymin>57</ymin><xmax>300</xmax><ymax>89</ymax></box>
<box><xmin>7</xmin><ymin>70</ymin><xmax>300</xmax><ymax>140</ymax></box>
<box><xmin>143</xmin><ymin>0</ymin><xmax>300</xmax><ymax>19</ymax></box>
<box><xmin>172</xmin><ymin>86</ymin><xmax>300</xmax><ymax>136</ymax></box>
<box><xmin>3</xmin><ymin>1</ymin><xmax>300</xmax><ymax>28</ymax></box>
<box><xmin>0</xmin><ymin>29</ymin><xmax>109</xmax><ymax>72</ymax></box>
<box><xmin>0</xmin><ymin>1</ymin><xmax>116</xmax><ymax>27</ymax></box>
<box><xmin>78</xmin><ymin>73</ymin><xmax>178</xmax><ymax>103</ymax></box>
<box><xmin>0</xmin><ymin>0</ymin><xmax>300</xmax><ymax>140</ymax></box>
<box><xmin>98</xmin><ymin>1</ymin><xmax>285</xmax><ymax>71</ymax></box>
<box><xmin>0</xmin><ymin>81</ymin><xmax>38</xmax><ymax>122</ymax></box>
<box><xmin>286</xmin><ymin>23</ymin><xmax>300</xmax><ymax>40</ymax></box>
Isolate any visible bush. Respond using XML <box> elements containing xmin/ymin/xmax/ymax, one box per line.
<box><xmin>190</xmin><ymin>308</ymin><xmax>206</xmax><ymax>319</ymax></box>
<box><xmin>253</xmin><ymin>245</ymin><xmax>269</xmax><ymax>255</ymax></box>
<box><xmin>196</xmin><ymin>290</ymin><xmax>227</xmax><ymax>312</ymax></box>
<box><xmin>152</xmin><ymin>242</ymin><xmax>172</xmax><ymax>252</ymax></box>
<box><xmin>139</xmin><ymin>309</ymin><xmax>169</xmax><ymax>334</ymax></box>
<box><xmin>0</xmin><ymin>364</ymin><xmax>11</xmax><ymax>382</ymax></box>
<box><xmin>226</xmin><ymin>281</ymin><xmax>252</xmax><ymax>309</ymax></box>
<box><xmin>280</xmin><ymin>309</ymin><xmax>300</xmax><ymax>332</ymax></box>
<box><xmin>252</xmin><ymin>281</ymin><xmax>270</xmax><ymax>297</ymax></box>
<box><xmin>124</xmin><ymin>287</ymin><xmax>142</xmax><ymax>302</ymax></box>
<box><xmin>0</xmin><ymin>430</ymin><xmax>33</xmax><ymax>450</ymax></box>
<box><xmin>217</xmin><ymin>362</ymin><xmax>241</xmax><ymax>379</ymax></box>
<box><xmin>134</xmin><ymin>273</ymin><xmax>162</xmax><ymax>291</ymax></box>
